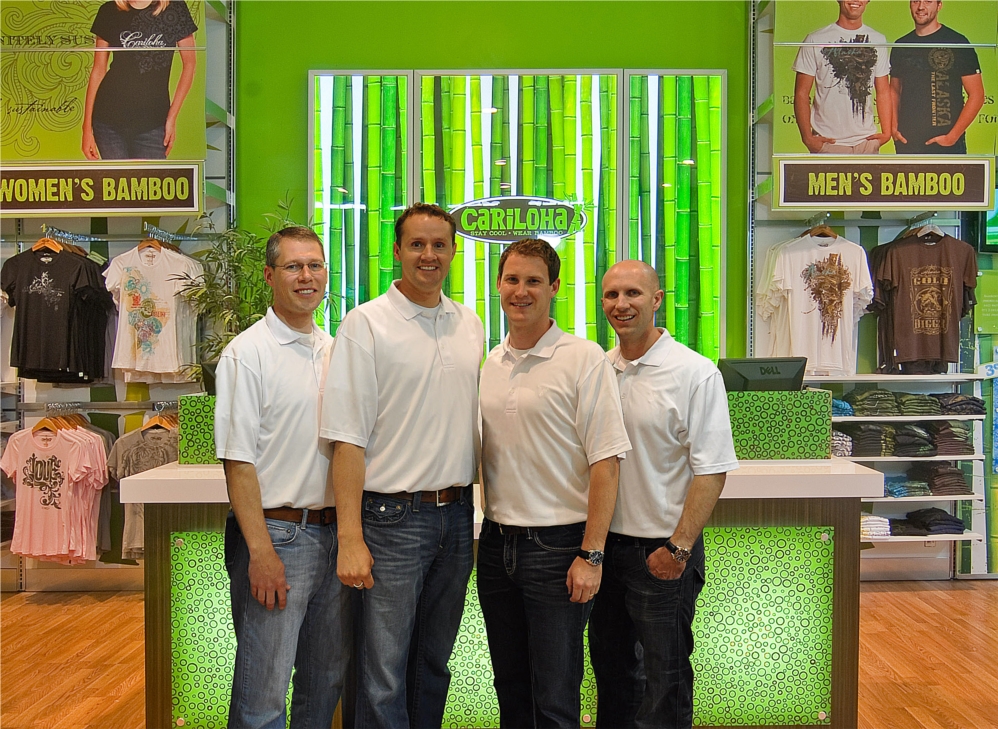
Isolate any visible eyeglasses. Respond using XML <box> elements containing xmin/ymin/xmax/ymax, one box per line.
<box><xmin>272</xmin><ymin>261</ymin><xmax>327</xmax><ymax>274</ymax></box>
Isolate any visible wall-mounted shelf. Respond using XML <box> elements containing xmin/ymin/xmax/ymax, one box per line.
<box><xmin>807</xmin><ymin>374</ymin><xmax>985</xmax><ymax>383</ymax></box>
<box><xmin>833</xmin><ymin>415</ymin><xmax>984</xmax><ymax>423</ymax></box>
<box><xmin>862</xmin><ymin>495</ymin><xmax>982</xmax><ymax>503</ymax></box>
<box><xmin>862</xmin><ymin>531</ymin><xmax>983</xmax><ymax>544</ymax></box>
<box><xmin>846</xmin><ymin>455</ymin><xmax>983</xmax><ymax>463</ymax></box>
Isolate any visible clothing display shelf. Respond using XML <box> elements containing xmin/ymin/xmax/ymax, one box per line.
<box><xmin>818</xmin><ymin>373</ymin><xmax>986</xmax><ymax>574</ymax></box>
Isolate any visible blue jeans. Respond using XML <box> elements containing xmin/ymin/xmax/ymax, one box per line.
<box><xmin>588</xmin><ymin>534</ymin><xmax>706</xmax><ymax>729</ymax></box>
<box><xmin>225</xmin><ymin>513</ymin><xmax>353</xmax><ymax>729</ymax></box>
<box><xmin>92</xmin><ymin>120</ymin><xmax>167</xmax><ymax>159</ymax></box>
<box><xmin>355</xmin><ymin>488</ymin><xmax>474</xmax><ymax>729</ymax></box>
<box><xmin>477</xmin><ymin>518</ymin><xmax>592</xmax><ymax>728</ymax></box>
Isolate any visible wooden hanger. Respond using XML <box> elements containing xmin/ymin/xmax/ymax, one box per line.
<box><xmin>32</xmin><ymin>237</ymin><xmax>63</xmax><ymax>253</ymax></box>
<box><xmin>32</xmin><ymin>417</ymin><xmax>62</xmax><ymax>433</ymax></box>
<box><xmin>138</xmin><ymin>238</ymin><xmax>162</xmax><ymax>251</ymax></box>
<box><xmin>807</xmin><ymin>225</ymin><xmax>838</xmax><ymax>239</ymax></box>
<box><xmin>142</xmin><ymin>413</ymin><xmax>174</xmax><ymax>431</ymax></box>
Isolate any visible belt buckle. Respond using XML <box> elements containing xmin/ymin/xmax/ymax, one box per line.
<box><xmin>434</xmin><ymin>489</ymin><xmax>445</xmax><ymax>507</ymax></box>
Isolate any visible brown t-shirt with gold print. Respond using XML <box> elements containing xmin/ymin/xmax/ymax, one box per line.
<box><xmin>873</xmin><ymin>234</ymin><xmax>977</xmax><ymax>366</ymax></box>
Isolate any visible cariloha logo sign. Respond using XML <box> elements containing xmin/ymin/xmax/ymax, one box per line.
<box><xmin>451</xmin><ymin>196</ymin><xmax>586</xmax><ymax>243</ymax></box>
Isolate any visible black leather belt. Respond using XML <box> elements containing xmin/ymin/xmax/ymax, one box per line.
<box><xmin>262</xmin><ymin>506</ymin><xmax>337</xmax><ymax>525</ymax></box>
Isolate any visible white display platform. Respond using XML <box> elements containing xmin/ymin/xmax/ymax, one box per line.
<box><xmin>121</xmin><ymin>458</ymin><xmax>884</xmax><ymax>504</ymax></box>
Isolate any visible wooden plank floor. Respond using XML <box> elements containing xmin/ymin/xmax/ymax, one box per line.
<box><xmin>1</xmin><ymin>581</ymin><xmax>997</xmax><ymax>728</ymax></box>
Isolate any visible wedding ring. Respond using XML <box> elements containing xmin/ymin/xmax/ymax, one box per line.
<box><xmin>353</xmin><ymin>582</ymin><xmax>364</xmax><ymax>588</ymax></box>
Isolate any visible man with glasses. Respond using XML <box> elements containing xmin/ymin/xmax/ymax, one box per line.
<box><xmin>321</xmin><ymin>203</ymin><xmax>484</xmax><ymax>728</ymax></box>
<box><xmin>215</xmin><ymin>226</ymin><xmax>350</xmax><ymax>729</ymax></box>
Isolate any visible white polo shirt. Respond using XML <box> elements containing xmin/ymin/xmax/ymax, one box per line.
<box><xmin>480</xmin><ymin>322</ymin><xmax>631</xmax><ymax>527</ymax></box>
<box><xmin>214</xmin><ymin>308</ymin><xmax>334</xmax><ymax>509</ymax></box>
<box><xmin>320</xmin><ymin>282</ymin><xmax>484</xmax><ymax>494</ymax></box>
<box><xmin>609</xmin><ymin>329</ymin><xmax>738</xmax><ymax>538</ymax></box>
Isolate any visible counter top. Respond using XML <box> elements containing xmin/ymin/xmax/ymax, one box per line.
<box><xmin>121</xmin><ymin>459</ymin><xmax>883</xmax><ymax>504</ymax></box>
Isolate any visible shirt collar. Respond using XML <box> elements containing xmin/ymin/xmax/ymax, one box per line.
<box><xmin>387</xmin><ymin>280</ymin><xmax>456</xmax><ymax>321</ymax></box>
<box><xmin>265</xmin><ymin>307</ymin><xmax>320</xmax><ymax>347</ymax></box>
<box><xmin>500</xmin><ymin>319</ymin><xmax>563</xmax><ymax>362</ymax></box>
<box><xmin>610</xmin><ymin>328</ymin><xmax>674</xmax><ymax>371</ymax></box>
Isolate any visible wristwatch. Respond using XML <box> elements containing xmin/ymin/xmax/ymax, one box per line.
<box><xmin>665</xmin><ymin>540</ymin><xmax>692</xmax><ymax>564</ymax></box>
<box><xmin>577</xmin><ymin>548</ymin><xmax>604</xmax><ymax>566</ymax></box>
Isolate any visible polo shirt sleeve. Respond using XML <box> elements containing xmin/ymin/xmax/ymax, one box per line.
<box><xmin>214</xmin><ymin>349</ymin><xmax>262</xmax><ymax>464</ymax></box>
<box><xmin>684</xmin><ymin>370</ymin><xmax>739</xmax><ymax>475</ymax></box>
<box><xmin>320</xmin><ymin>313</ymin><xmax>378</xmax><ymax>448</ymax></box>
<box><xmin>575</xmin><ymin>353</ymin><xmax>632</xmax><ymax>465</ymax></box>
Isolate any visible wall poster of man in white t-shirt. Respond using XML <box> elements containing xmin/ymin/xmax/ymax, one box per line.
<box><xmin>792</xmin><ymin>0</ymin><xmax>894</xmax><ymax>154</ymax></box>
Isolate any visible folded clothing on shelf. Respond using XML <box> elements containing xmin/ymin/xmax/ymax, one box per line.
<box><xmin>931</xmin><ymin>393</ymin><xmax>985</xmax><ymax>416</ymax></box>
<box><xmin>844</xmin><ymin>389</ymin><xmax>899</xmax><ymax>416</ymax></box>
<box><xmin>894</xmin><ymin>392</ymin><xmax>942</xmax><ymax>416</ymax></box>
<box><xmin>904</xmin><ymin>507</ymin><xmax>966</xmax><ymax>535</ymax></box>
<box><xmin>831</xmin><ymin>430</ymin><xmax>853</xmax><ymax>457</ymax></box>
<box><xmin>925</xmin><ymin>421</ymin><xmax>975</xmax><ymax>456</ymax></box>
<box><xmin>832</xmin><ymin>399</ymin><xmax>854</xmax><ymax>417</ymax></box>
<box><xmin>883</xmin><ymin>475</ymin><xmax>931</xmax><ymax>498</ymax></box>
<box><xmin>893</xmin><ymin>424</ymin><xmax>937</xmax><ymax>458</ymax></box>
<box><xmin>840</xmin><ymin>423</ymin><xmax>896</xmax><ymax>457</ymax></box>
<box><xmin>889</xmin><ymin>519</ymin><xmax>931</xmax><ymax>536</ymax></box>
<box><xmin>860</xmin><ymin>514</ymin><xmax>891</xmax><ymax>538</ymax></box>
<box><xmin>906</xmin><ymin>462</ymin><xmax>974</xmax><ymax>496</ymax></box>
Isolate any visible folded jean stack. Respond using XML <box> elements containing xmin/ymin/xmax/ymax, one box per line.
<box><xmin>883</xmin><ymin>475</ymin><xmax>932</xmax><ymax>498</ymax></box>
<box><xmin>893</xmin><ymin>424</ymin><xmax>937</xmax><ymax>458</ymax></box>
<box><xmin>894</xmin><ymin>392</ymin><xmax>942</xmax><ymax>416</ymax></box>
<box><xmin>896</xmin><ymin>507</ymin><xmax>966</xmax><ymax>536</ymax></box>
<box><xmin>832</xmin><ymin>399</ymin><xmax>854</xmax><ymax>417</ymax></box>
<box><xmin>860</xmin><ymin>514</ymin><xmax>891</xmax><ymax>539</ymax></box>
<box><xmin>844</xmin><ymin>389</ymin><xmax>898</xmax><ymax>416</ymax></box>
<box><xmin>831</xmin><ymin>430</ymin><xmax>853</xmax><ymax>457</ymax></box>
<box><xmin>932</xmin><ymin>393</ymin><xmax>986</xmax><ymax>416</ymax></box>
<box><xmin>907</xmin><ymin>463</ymin><xmax>974</xmax><ymax>496</ymax></box>
<box><xmin>840</xmin><ymin>423</ymin><xmax>895</xmax><ymax>457</ymax></box>
<box><xmin>925</xmin><ymin>421</ymin><xmax>975</xmax><ymax>456</ymax></box>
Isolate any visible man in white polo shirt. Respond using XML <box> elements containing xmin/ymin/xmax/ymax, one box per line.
<box><xmin>215</xmin><ymin>226</ymin><xmax>349</xmax><ymax>729</ymax></box>
<box><xmin>321</xmin><ymin>203</ymin><xmax>484</xmax><ymax>728</ymax></box>
<box><xmin>589</xmin><ymin>260</ymin><xmax>738</xmax><ymax>729</ymax></box>
<box><xmin>478</xmin><ymin>238</ymin><xmax>631</xmax><ymax>728</ymax></box>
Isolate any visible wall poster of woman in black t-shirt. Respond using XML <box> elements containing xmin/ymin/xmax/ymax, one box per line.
<box><xmin>81</xmin><ymin>0</ymin><xmax>198</xmax><ymax>160</ymax></box>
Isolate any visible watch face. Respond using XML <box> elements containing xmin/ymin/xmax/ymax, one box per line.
<box><xmin>587</xmin><ymin>550</ymin><xmax>604</xmax><ymax>566</ymax></box>
<box><xmin>673</xmin><ymin>548</ymin><xmax>691</xmax><ymax>564</ymax></box>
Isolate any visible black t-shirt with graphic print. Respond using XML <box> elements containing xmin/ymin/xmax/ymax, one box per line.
<box><xmin>890</xmin><ymin>25</ymin><xmax>981</xmax><ymax>153</ymax></box>
<box><xmin>90</xmin><ymin>1</ymin><xmax>198</xmax><ymax>132</ymax></box>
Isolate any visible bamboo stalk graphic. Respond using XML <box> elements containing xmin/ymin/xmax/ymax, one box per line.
<box><xmin>709</xmin><ymin>75</ymin><xmax>722</xmax><ymax>361</ymax></box>
<box><xmin>694</xmin><ymin>75</ymin><xmax>714</xmax><ymax>358</ymax></box>
<box><xmin>628</xmin><ymin>76</ymin><xmax>640</xmax><ymax>262</ymax></box>
<box><xmin>379</xmin><ymin>76</ymin><xmax>397</xmax><ymax>297</ymax></box>
<box><xmin>440</xmin><ymin>76</ymin><xmax>452</xmax><ymax>297</ymax></box>
<box><xmin>549</xmin><ymin>74</ymin><xmax>567</xmax><ymax>326</ymax></box>
<box><xmin>661</xmin><ymin>75</ymin><xmax>677</xmax><ymax>333</ymax></box>
<box><xmin>581</xmin><ymin>76</ymin><xmax>596</xmax><ymax>341</ymax></box>
<box><xmin>639</xmin><ymin>76</ymin><xmax>651</xmax><ymax>264</ymax></box>
<box><xmin>535</xmin><ymin>75</ymin><xmax>549</xmax><ymax>198</ymax></box>
<box><xmin>450</xmin><ymin>75</ymin><xmax>467</xmax><ymax>304</ymax></box>
<box><xmin>344</xmin><ymin>76</ymin><xmax>355</xmax><ymax>317</ymax></box>
<box><xmin>471</xmin><ymin>75</ymin><xmax>485</xmax><ymax>324</ymax></box>
<box><xmin>359</xmin><ymin>79</ymin><xmax>369</xmax><ymax>303</ymax></box>
<box><xmin>489</xmin><ymin>75</ymin><xmax>506</xmax><ymax>350</ymax></box>
<box><xmin>596</xmin><ymin>74</ymin><xmax>612</xmax><ymax>348</ymax></box>
<box><xmin>563</xmin><ymin>74</ymin><xmax>577</xmax><ymax>335</ymax></box>
<box><xmin>329</xmin><ymin>76</ymin><xmax>345</xmax><ymax>332</ymax></box>
<box><xmin>393</xmin><ymin>75</ymin><xmax>406</xmax><ymax>284</ymax></box>
<box><xmin>521</xmin><ymin>75</ymin><xmax>535</xmax><ymax>197</ymax></box>
<box><xmin>366</xmin><ymin>77</ymin><xmax>381</xmax><ymax>303</ymax></box>
<box><xmin>421</xmin><ymin>76</ymin><xmax>436</xmax><ymax>204</ymax></box>
<box><xmin>312</xmin><ymin>77</ymin><xmax>326</xmax><ymax>328</ymax></box>
<box><xmin>607</xmin><ymin>75</ymin><xmax>618</xmax><ymax>349</ymax></box>
<box><xmin>675</xmin><ymin>75</ymin><xmax>692</xmax><ymax>345</ymax></box>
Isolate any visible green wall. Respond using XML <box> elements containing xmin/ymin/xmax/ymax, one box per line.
<box><xmin>235</xmin><ymin>0</ymin><xmax>750</xmax><ymax>355</ymax></box>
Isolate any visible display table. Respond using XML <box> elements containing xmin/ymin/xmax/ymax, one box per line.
<box><xmin>123</xmin><ymin>459</ymin><xmax>882</xmax><ymax>729</ymax></box>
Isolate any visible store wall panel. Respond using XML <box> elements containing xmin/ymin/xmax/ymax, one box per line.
<box><xmin>235</xmin><ymin>0</ymin><xmax>751</xmax><ymax>356</ymax></box>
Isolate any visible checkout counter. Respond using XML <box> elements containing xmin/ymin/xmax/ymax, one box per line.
<box><xmin>123</xmin><ymin>457</ymin><xmax>881</xmax><ymax>729</ymax></box>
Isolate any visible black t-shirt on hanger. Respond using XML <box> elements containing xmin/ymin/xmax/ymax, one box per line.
<box><xmin>90</xmin><ymin>0</ymin><xmax>198</xmax><ymax>132</ymax></box>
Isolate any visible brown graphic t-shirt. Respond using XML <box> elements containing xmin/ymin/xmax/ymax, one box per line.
<box><xmin>874</xmin><ymin>235</ymin><xmax>976</xmax><ymax>366</ymax></box>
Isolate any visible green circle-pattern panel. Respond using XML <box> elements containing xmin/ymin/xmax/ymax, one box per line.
<box><xmin>178</xmin><ymin>394</ymin><xmax>220</xmax><ymax>464</ymax></box>
<box><xmin>170</xmin><ymin>527</ymin><xmax>833</xmax><ymax>728</ymax></box>
<box><xmin>727</xmin><ymin>391</ymin><xmax>832</xmax><ymax>460</ymax></box>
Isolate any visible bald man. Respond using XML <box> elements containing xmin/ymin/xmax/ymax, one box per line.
<box><xmin>589</xmin><ymin>261</ymin><xmax>738</xmax><ymax>729</ymax></box>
